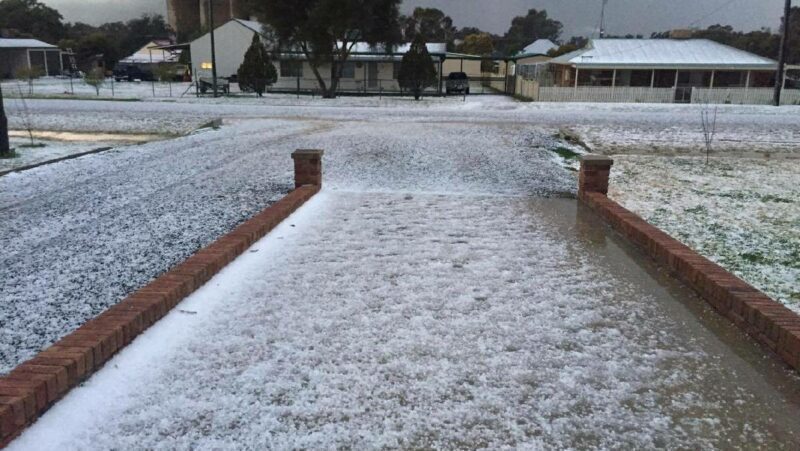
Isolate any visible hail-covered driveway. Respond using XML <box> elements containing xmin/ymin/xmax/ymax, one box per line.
<box><xmin>10</xmin><ymin>191</ymin><xmax>800</xmax><ymax>449</ymax></box>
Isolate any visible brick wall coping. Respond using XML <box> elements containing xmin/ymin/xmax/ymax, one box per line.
<box><xmin>292</xmin><ymin>149</ymin><xmax>324</xmax><ymax>160</ymax></box>
<box><xmin>580</xmin><ymin>191</ymin><xmax>800</xmax><ymax>374</ymax></box>
<box><xmin>0</xmin><ymin>184</ymin><xmax>322</xmax><ymax>447</ymax></box>
<box><xmin>579</xmin><ymin>155</ymin><xmax>614</xmax><ymax>166</ymax></box>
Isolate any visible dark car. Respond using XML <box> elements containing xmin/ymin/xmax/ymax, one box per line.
<box><xmin>113</xmin><ymin>64</ymin><xmax>154</xmax><ymax>82</ymax></box>
<box><xmin>446</xmin><ymin>72</ymin><xmax>470</xmax><ymax>95</ymax></box>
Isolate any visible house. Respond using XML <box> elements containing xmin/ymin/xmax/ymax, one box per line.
<box><xmin>0</xmin><ymin>38</ymin><xmax>63</xmax><ymax>79</ymax></box>
<box><xmin>544</xmin><ymin>38</ymin><xmax>778</xmax><ymax>102</ymax></box>
<box><xmin>190</xmin><ymin>19</ymin><xmax>479</xmax><ymax>95</ymax></box>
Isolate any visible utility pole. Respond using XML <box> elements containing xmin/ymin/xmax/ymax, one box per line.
<box><xmin>208</xmin><ymin>0</ymin><xmax>219</xmax><ymax>98</ymax></box>
<box><xmin>774</xmin><ymin>0</ymin><xmax>792</xmax><ymax>106</ymax></box>
<box><xmin>599</xmin><ymin>0</ymin><xmax>609</xmax><ymax>38</ymax></box>
<box><xmin>0</xmin><ymin>83</ymin><xmax>9</xmax><ymax>156</ymax></box>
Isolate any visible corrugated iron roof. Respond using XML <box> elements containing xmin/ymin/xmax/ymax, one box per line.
<box><xmin>551</xmin><ymin>39</ymin><xmax>776</xmax><ymax>69</ymax></box>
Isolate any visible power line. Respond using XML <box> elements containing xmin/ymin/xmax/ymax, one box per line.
<box><xmin>688</xmin><ymin>0</ymin><xmax>741</xmax><ymax>27</ymax></box>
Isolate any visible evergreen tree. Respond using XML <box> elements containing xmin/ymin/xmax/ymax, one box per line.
<box><xmin>237</xmin><ymin>33</ymin><xmax>278</xmax><ymax>97</ymax></box>
<box><xmin>398</xmin><ymin>35</ymin><xmax>438</xmax><ymax>100</ymax></box>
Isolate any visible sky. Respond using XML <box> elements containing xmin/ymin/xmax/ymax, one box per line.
<box><xmin>41</xmin><ymin>0</ymin><xmax>787</xmax><ymax>39</ymax></box>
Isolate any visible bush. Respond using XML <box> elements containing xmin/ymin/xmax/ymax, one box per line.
<box><xmin>237</xmin><ymin>33</ymin><xmax>277</xmax><ymax>97</ymax></box>
<box><xmin>84</xmin><ymin>67</ymin><xmax>106</xmax><ymax>96</ymax></box>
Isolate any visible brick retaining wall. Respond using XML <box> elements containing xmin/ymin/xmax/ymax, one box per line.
<box><xmin>0</xmin><ymin>151</ymin><xmax>324</xmax><ymax>447</ymax></box>
<box><xmin>578</xmin><ymin>155</ymin><xmax>800</xmax><ymax>374</ymax></box>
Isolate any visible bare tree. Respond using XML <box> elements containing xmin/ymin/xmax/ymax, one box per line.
<box><xmin>700</xmin><ymin>104</ymin><xmax>718</xmax><ymax>165</ymax></box>
<box><xmin>15</xmin><ymin>84</ymin><xmax>36</xmax><ymax>146</ymax></box>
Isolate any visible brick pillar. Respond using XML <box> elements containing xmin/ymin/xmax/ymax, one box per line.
<box><xmin>578</xmin><ymin>155</ymin><xmax>614</xmax><ymax>200</ymax></box>
<box><xmin>292</xmin><ymin>149</ymin><xmax>324</xmax><ymax>188</ymax></box>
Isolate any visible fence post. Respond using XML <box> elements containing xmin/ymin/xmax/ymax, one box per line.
<box><xmin>578</xmin><ymin>155</ymin><xmax>614</xmax><ymax>201</ymax></box>
<box><xmin>292</xmin><ymin>149</ymin><xmax>324</xmax><ymax>188</ymax></box>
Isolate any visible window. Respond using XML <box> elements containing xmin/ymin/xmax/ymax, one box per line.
<box><xmin>339</xmin><ymin>61</ymin><xmax>356</xmax><ymax>78</ymax></box>
<box><xmin>280</xmin><ymin>60</ymin><xmax>303</xmax><ymax>78</ymax></box>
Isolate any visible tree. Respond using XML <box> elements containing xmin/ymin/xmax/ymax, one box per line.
<box><xmin>502</xmin><ymin>9</ymin><xmax>562</xmax><ymax>55</ymax></box>
<box><xmin>398</xmin><ymin>35</ymin><xmax>437</xmax><ymax>100</ymax></box>
<box><xmin>252</xmin><ymin>0</ymin><xmax>403</xmax><ymax>99</ymax></box>
<box><xmin>459</xmin><ymin>33</ymin><xmax>494</xmax><ymax>56</ymax></box>
<box><xmin>84</xmin><ymin>67</ymin><xmax>105</xmax><ymax>96</ymax></box>
<box><xmin>459</xmin><ymin>33</ymin><xmax>495</xmax><ymax>72</ymax></box>
<box><xmin>0</xmin><ymin>84</ymin><xmax>10</xmax><ymax>157</ymax></box>
<box><xmin>15</xmin><ymin>65</ymin><xmax>44</xmax><ymax>95</ymax></box>
<box><xmin>548</xmin><ymin>37</ymin><xmax>588</xmax><ymax>57</ymax></box>
<box><xmin>402</xmin><ymin>7</ymin><xmax>456</xmax><ymax>48</ymax></box>
<box><xmin>0</xmin><ymin>0</ymin><xmax>66</xmax><ymax>44</ymax></box>
<box><xmin>237</xmin><ymin>33</ymin><xmax>278</xmax><ymax>97</ymax></box>
<box><xmin>75</xmin><ymin>32</ymin><xmax>119</xmax><ymax>72</ymax></box>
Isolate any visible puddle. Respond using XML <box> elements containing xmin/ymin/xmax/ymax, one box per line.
<box><xmin>8</xmin><ymin>130</ymin><xmax>164</xmax><ymax>143</ymax></box>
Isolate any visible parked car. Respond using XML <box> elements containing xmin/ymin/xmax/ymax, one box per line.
<box><xmin>446</xmin><ymin>72</ymin><xmax>470</xmax><ymax>95</ymax></box>
<box><xmin>113</xmin><ymin>64</ymin><xmax>154</xmax><ymax>82</ymax></box>
<box><xmin>199</xmin><ymin>77</ymin><xmax>230</xmax><ymax>94</ymax></box>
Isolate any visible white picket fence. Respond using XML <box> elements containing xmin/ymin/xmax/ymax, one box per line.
<box><xmin>515</xmin><ymin>78</ymin><xmax>540</xmax><ymax>100</ymax></box>
<box><xmin>691</xmin><ymin>87</ymin><xmax>800</xmax><ymax>105</ymax></box>
<box><xmin>538</xmin><ymin>86</ymin><xmax>676</xmax><ymax>103</ymax></box>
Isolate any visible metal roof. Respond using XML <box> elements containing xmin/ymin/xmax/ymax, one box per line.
<box><xmin>0</xmin><ymin>38</ymin><xmax>58</xmax><ymax>49</ymax></box>
<box><xmin>517</xmin><ymin>39</ymin><xmax>557</xmax><ymax>57</ymax></box>
<box><xmin>550</xmin><ymin>39</ymin><xmax>777</xmax><ymax>70</ymax></box>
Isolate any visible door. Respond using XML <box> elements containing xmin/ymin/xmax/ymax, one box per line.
<box><xmin>368</xmin><ymin>62</ymin><xmax>378</xmax><ymax>89</ymax></box>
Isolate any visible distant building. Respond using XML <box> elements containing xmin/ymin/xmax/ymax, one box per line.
<box><xmin>549</xmin><ymin>39</ymin><xmax>777</xmax><ymax>98</ymax></box>
<box><xmin>167</xmin><ymin>0</ymin><xmax>255</xmax><ymax>38</ymax></box>
<box><xmin>513</xmin><ymin>38</ymin><xmax>790</xmax><ymax>104</ymax></box>
<box><xmin>0</xmin><ymin>38</ymin><xmax>62</xmax><ymax>79</ymax></box>
<box><xmin>119</xmin><ymin>40</ymin><xmax>181</xmax><ymax>65</ymax></box>
<box><xmin>190</xmin><ymin>19</ymin><xmax>474</xmax><ymax>95</ymax></box>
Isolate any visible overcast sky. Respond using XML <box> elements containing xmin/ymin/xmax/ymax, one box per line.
<box><xmin>41</xmin><ymin>0</ymin><xmax>787</xmax><ymax>39</ymax></box>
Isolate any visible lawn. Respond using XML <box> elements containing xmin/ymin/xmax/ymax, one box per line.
<box><xmin>609</xmin><ymin>155</ymin><xmax>800</xmax><ymax>312</ymax></box>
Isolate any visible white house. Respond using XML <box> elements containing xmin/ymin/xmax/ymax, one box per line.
<box><xmin>190</xmin><ymin>19</ymin><xmax>474</xmax><ymax>94</ymax></box>
<box><xmin>515</xmin><ymin>38</ymin><xmax>791</xmax><ymax>104</ymax></box>
<box><xmin>0</xmin><ymin>38</ymin><xmax>63</xmax><ymax>79</ymax></box>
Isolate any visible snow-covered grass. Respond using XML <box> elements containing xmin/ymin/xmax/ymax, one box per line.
<box><xmin>0</xmin><ymin>120</ymin><xmax>312</xmax><ymax>373</ymax></box>
<box><xmin>609</xmin><ymin>155</ymin><xmax>800</xmax><ymax>312</ymax></box>
<box><xmin>2</xmin><ymin>136</ymin><xmax>122</xmax><ymax>172</ymax></box>
<box><xmin>0</xmin><ymin>113</ymin><xmax>574</xmax><ymax>374</ymax></box>
<box><xmin>11</xmin><ymin>192</ymin><xmax>800</xmax><ymax>449</ymax></box>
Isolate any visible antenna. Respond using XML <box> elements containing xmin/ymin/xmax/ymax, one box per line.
<box><xmin>599</xmin><ymin>0</ymin><xmax>609</xmax><ymax>38</ymax></box>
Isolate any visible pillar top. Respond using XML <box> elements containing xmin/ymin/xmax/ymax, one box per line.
<box><xmin>292</xmin><ymin>149</ymin><xmax>324</xmax><ymax>160</ymax></box>
<box><xmin>580</xmin><ymin>154</ymin><xmax>614</xmax><ymax>166</ymax></box>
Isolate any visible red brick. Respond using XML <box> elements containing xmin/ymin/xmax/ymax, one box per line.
<box><xmin>45</xmin><ymin>345</ymin><xmax>95</xmax><ymax>373</ymax></box>
<box><xmin>25</xmin><ymin>356</ymin><xmax>81</xmax><ymax>386</ymax></box>
<box><xmin>0</xmin><ymin>405</ymin><xmax>17</xmax><ymax>439</ymax></box>
<box><xmin>37</xmin><ymin>349</ymin><xmax>89</xmax><ymax>379</ymax></box>
<box><xmin>10</xmin><ymin>365</ymin><xmax>69</xmax><ymax>397</ymax></box>
<box><xmin>0</xmin><ymin>380</ymin><xmax>47</xmax><ymax>411</ymax></box>
<box><xmin>3</xmin><ymin>372</ymin><xmax>61</xmax><ymax>404</ymax></box>
<box><xmin>0</xmin><ymin>391</ymin><xmax>35</xmax><ymax>423</ymax></box>
<box><xmin>0</xmin><ymin>396</ymin><xmax>27</xmax><ymax>426</ymax></box>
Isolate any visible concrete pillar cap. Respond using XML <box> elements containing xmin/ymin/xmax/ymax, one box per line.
<box><xmin>292</xmin><ymin>149</ymin><xmax>324</xmax><ymax>160</ymax></box>
<box><xmin>580</xmin><ymin>154</ymin><xmax>614</xmax><ymax>166</ymax></box>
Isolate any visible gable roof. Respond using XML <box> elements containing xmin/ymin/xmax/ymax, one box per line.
<box><xmin>550</xmin><ymin>39</ymin><xmax>776</xmax><ymax>70</ymax></box>
<box><xmin>518</xmin><ymin>39</ymin><xmax>557</xmax><ymax>57</ymax></box>
<box><xmin>120</xmin><ymin>40</ymin><xmax>181</xmax><ymax>64</ymax></box>
<box><xmin>0</xmin><ymin>38</ymin><xmax>57</xmax><ymax>49</ymax></box>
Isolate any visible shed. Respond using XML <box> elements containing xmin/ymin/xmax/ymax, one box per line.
<box><xmin>0</xmin><ymin>38</ymin><xmax>63</xmax><ymax>79</ymax></box>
